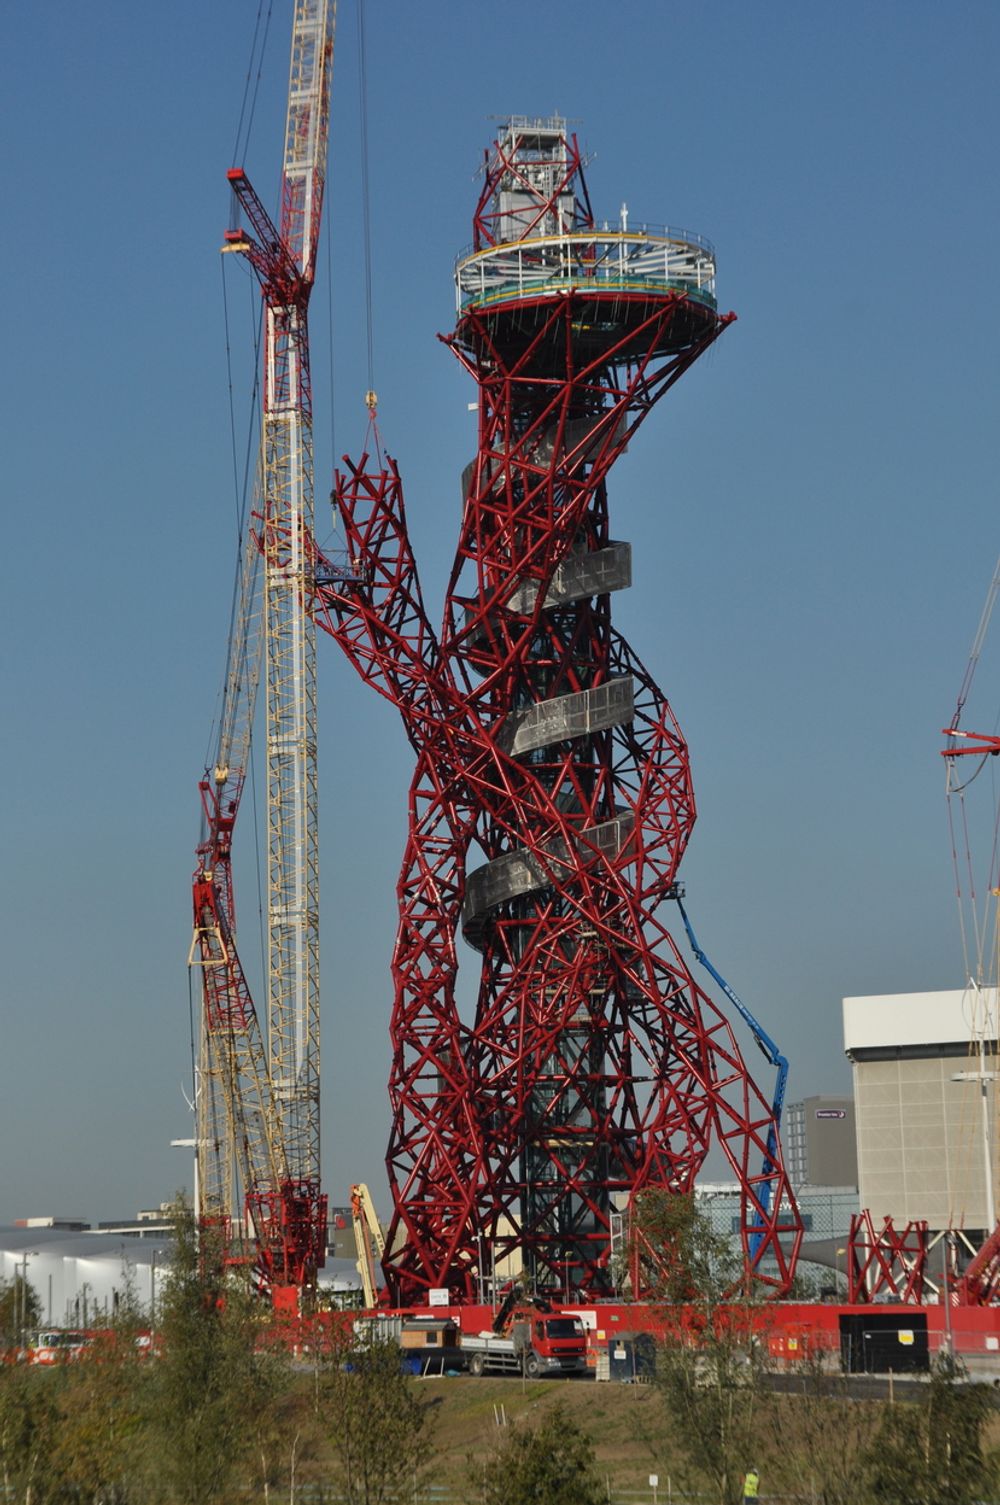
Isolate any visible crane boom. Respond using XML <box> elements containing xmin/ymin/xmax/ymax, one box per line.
<box><xmin>191</xmin><ymin>522</ymin><xmax>269</xmax><ymax>1243</ymax></box>
<box><xmin>350</xmin><ymin>1183</ymin><xmax>386</xmax><ymax>1308</ymax></box>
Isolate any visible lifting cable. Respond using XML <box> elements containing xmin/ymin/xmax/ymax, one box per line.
<box><xmin>325</xmin><ymin>169</ymin><xmax>337</xmax><ymax>470</ymax></box>
<box><xmin>945</xmin><ymin>552</ymin><xmax>1000</xmax><ymax>986</ymax></box>
<box><xmin>198</xmin><ymin>2</ymin><xmax>272</xmax><ymax>923</ymax></box>
<box><xmin>356</xmin><ymin>0</ymin><xmax>382</xmax><ymax>460</ymax></box>
<box><xmin>232</xmin><ymin>0</ymin><xmax>274</xmax><ymax>169</ymax></box>
<box><xmin>205</xmin><ymin>257</ymin><xmax>263</xmax><ymax>785</ymax></box>
<box><xmin>204</xmin><ymin>0</ymin><xmax>272</xmax><ymax>785</ymax></box>
<box><xmin>946</xmin><ymin>551</ymin><xmax>1000</xmax><ymax>737</ymax></box>
<box><xmin>323</xmin><ymin>0</ymin><xmax>380</xmax><ymax>555</ymax></box>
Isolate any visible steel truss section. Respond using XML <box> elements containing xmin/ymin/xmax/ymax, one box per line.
<box><xmin>317</xmin><ymin>118</ymin><xmax>801</xmax><ymax>1303</ymax></box>
<box><xmin>847</xmin><ymin>1211</ymin><xmax>928</xmax><ymax>1304</ymax></box>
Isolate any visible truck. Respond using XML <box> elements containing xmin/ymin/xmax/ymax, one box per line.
<box><xmin>461</xmin><ymin>1310</ymin><xmax>588</xmax><ymax>1377</ymax></box>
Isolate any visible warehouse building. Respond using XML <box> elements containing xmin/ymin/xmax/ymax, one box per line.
<box><xmin>843</xmin><ymin>988</ymin><xmax>999</xmax><ymax>1236</ymax></box>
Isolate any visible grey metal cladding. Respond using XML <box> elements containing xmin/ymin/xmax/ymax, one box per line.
<box><xmin>509</xmin><ymin>541</ymin><xmax>632</xmax><ymax>614</ymax></box>
<box><xmin>463</xmin><ymin>812</ymin><xmax>635</xmax><ymax>940</ymax></box>
<box><xmin>498</xmin><ymin>676</ymin><xmax>634</xmax><ymax>756</ymax></box>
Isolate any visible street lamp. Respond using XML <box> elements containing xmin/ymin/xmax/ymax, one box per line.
<box><xmin>170</xmin><ymin>1137</ymin><xmax>201</xmax><ymax>1220</ymax></box>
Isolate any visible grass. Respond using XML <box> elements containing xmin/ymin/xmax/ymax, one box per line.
<box><xmin>407</xmin><ymin>1375</ymin><xmax>665</xmax><ymax>1495</ymax></box>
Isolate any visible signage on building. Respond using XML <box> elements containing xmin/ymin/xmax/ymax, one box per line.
<box><xmin>815</xmin><ymin>1109</ymin><xmax>847</xmax><ymax>1119</ymax></box>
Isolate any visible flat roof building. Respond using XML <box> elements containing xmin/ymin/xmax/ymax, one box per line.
<box><xmin>784</xmin><ymin>1096</ymin><xmax>857</xmax><ymax>1190</ymax></box>
<box><xmin>844</xmin><ymin>988</ymin><xmax>999</xmax><ymax>1234</ymax></box>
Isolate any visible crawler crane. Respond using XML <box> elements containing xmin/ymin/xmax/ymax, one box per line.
<box><xmin>190</xmin><ymin>0</ymin><xmax>336</xmax><ymax>1304</ymax></box>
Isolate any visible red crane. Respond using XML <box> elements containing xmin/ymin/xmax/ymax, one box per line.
<box><xmin>190</xmin><ymin>0</ymin><xmax>335</xmax><ymax>1304</ymax></box>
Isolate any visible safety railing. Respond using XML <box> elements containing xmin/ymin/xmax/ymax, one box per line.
<box><xmin>455</xmin><ymin>229</ymin><xmax>717</xmax><ymax>315</ymax></box>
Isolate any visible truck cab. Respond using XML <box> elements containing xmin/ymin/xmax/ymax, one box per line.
<box><xmin>509</xmin><ymin>1312</ymin><xmax>587</xmax><ymax>1376</ymax></box>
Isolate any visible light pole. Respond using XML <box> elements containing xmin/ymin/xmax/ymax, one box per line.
<box><xmin>952</xmin><ymin>979</ymin><xmax>998</xmax><ymax>1234</ymax></box>
<box><xmin>940</xmin><ymin>1232</ymin><xmax>954</xmax><ymax>1354</ymax></box>
<box><xmin>18</xmin><ymin>1251</ymin><xmax>37</xmax><ymax>1348</ymax></box>
<box><xmin>150</xmin><ymin>1248</ymin><xmax>163</xmax><ymax>1328</ymax></box>
<box><xmin>476</xmin><ymin>1231</ymin><xmax>485</xmax><ymax>1306</ymax></box>
<box><xmin>170</xmin><ymin>1137</ymin><xmax>200</xmax><ymax>1221</ymax></box>
<box><xmin>952</xmin><ymin>1065</ymin><xmax>997</xmax><ymax>1233</ymax></box>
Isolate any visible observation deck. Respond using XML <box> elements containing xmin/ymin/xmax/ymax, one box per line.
<box><xmin>454</xmin><ymin>225</ymin><xmax>719</xmax><ymax>368</ymax></box>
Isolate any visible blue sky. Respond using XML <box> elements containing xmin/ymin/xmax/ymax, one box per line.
<box><xmin>1</xmin><ymin>0</ymin><xmax>997</xmax><ymax>1224</ymax></box>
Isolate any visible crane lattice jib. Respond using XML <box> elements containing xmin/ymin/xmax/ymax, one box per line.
<box><xmin>281</xmin><ymin>0</ymin><xmax>335</xmax><ymax>283</ymax></box>
<box><xmin>266</xmin><ymin>3</ymin><xmax>332</xmax><ymax>1209</ymax></box>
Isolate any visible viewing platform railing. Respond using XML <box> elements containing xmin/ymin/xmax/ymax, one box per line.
<box><xmin>455</xmin><ymin>226</ymin><xmax>717</xmax><ymax>315</ymax></box>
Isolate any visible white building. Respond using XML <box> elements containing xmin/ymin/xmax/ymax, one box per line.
<box><xmin>843</xmin><ymin>988</ymin><xmax>999</xmax><ymax>1234</ymax></box>
<box><xmin>0</xmin><ymin>1227</ymin><xmax>171</xmax><ymax>1327</ymax></box>
<box><xmin>1</xmin><ymin>1225</ymin><xmax>360</xmax><ymax>1329</ymax></box>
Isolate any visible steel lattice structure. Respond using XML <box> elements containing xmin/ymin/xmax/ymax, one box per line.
<box><xmin>317</xmin><ymin>118</ymin><xmax>801</xmax><ymax>1303</ymax></box>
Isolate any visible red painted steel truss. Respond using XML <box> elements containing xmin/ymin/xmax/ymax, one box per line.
<box><xmin>956</xmin><ymin>1223</ymin><xmax>1000</xmax><ymax>1306</ymax></box>
<box><xmin>848</xmin><ymin>1212</ymin><xmax>928</xmax><ymax>1304</ymax></box>
<box><xmin>315</xmin><ymin>122</ymin><xmax>800</xmax><ymax>1303</ymax></box>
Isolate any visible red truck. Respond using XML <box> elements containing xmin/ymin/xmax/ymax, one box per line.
<box><xmin>461</xmin><ymin>1305</ymin><xmax>588</xmax><ymax>1377</ymax></box>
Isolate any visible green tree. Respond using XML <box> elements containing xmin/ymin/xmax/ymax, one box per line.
<box><xmin>321</xmin><ymin>1334</ymin><xmax>432</xmax><ymax>1505</ymax></box>
<box><xmin>632</xmin><ymin>1188</ymin><xmax>743</xmax><ymax>1304</ymax></box>
<box><xmin>52</xmin><ymin>1264</ymin><xmax>149</xmax><ymax>1505</ymax></box>
<box><xmin>144</xmin><ymin>1206</ymin><xmax>287</xmax><ymax>1505</ymax></box>
<box><xmin>767</xmin><ymin>1350</ymin><xmax>880</xmax><ymax>1505</ymax></box>
<box><xmin>0</xmin><ymin>1276</ymin><xmax>42</xmax><ymax>1350</ymax></box>
<box><xmin>0</xmin><ymin>1364</ymin><xmax>63</xmax><ymax>1504</ymax></box>
<box><xmin>863</xmin><ymin>1355</ymin><xmax>998</xmax><ymax>1505</ymax></box>
<box><xmin>638</xmin><ymin>1191</ymin><xmax>772</xmax><ymax>1505</ymax></box>
<box><xmin>476</xmin><ymin>1403</ymin><xmax>604</xmax><ymax>1505</ymax></box>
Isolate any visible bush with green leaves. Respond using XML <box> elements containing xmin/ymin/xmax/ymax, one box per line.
<box><xmin>863</xmin><ymin>1354</ymin><xmax>998</xmax><ymax>1505</ymax></box>
<box><xmin>635</xmin><ymin>1190</ymin><xmax>772</xmax><ymax>1505</ymax></box>
<box><xmin>0</xmin><ymin>1275</ymin><xmax>42</xmax><ymax>1350</ymax></box>
<box><xmin>0</xmin><ymin>1363</ymin><xmax>62</xmax><ymax>1504</ymax></box>
<box><xmin>476</xmin><ymin>1402</ymin><xmax>604</xmax><ymax>1505</ymax></box>
<box><xmin>321</xmin><ymin>1334</ymin><xmax>432</xmax><ymax>1505</ymax></box>
<box><xmin>143</xmin><ymin>1207</ymin><xmax>289</xmax><ymax>1505</ymax></box>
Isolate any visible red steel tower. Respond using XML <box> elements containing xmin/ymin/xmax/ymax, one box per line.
<box><xmin>317</xmin><ymin>118</ymin><xmax>801</xmax><ymax>1303</ymax></box>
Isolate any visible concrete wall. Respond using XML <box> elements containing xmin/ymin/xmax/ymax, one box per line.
<box><xmin>853</xmin><ymin>1052</ymin><xmax>998</xmax><ymax>1231</ymax></box>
